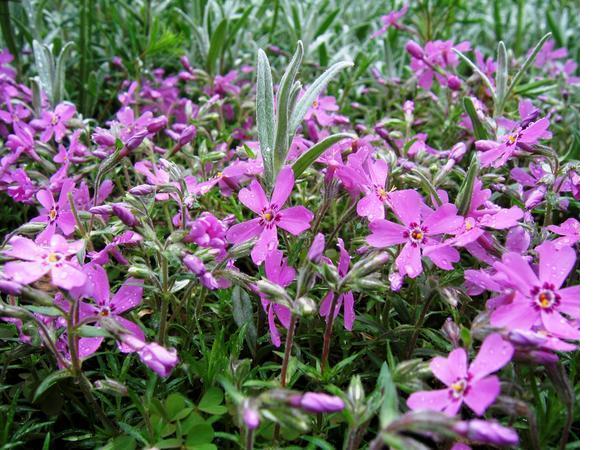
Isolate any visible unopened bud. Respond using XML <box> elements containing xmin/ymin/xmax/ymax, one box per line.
<box><xmin>308</xmin><ymin>233</ymin><xmax>325</xmax><ymax>262</ymax></box>
<box><xmin>295</xmin><ymin>296</ymin><xmax>317</xmax><ymax>316</ymax></box>
<box><xmin>94</xmin><ymin>379</ymin><xmax>129</xmax><ymax>396</ymax></box>
<box><xmin>441</xmin><ymin>318</ymin><xmax>461</xmax><ymax>348</ymax></box>
<box><xmin>129</xmin><ymin>184</ymin><xmax>155</xmax><ymax>196</ymax></box>
<box><xmin>256</xmin><ymin>279</ymin><xmax>293</xmax><ymax>307</ymax></box>
<box><xmin>112</xmin><ymin>203</ymin><xmax>139</xmax><ymax>227</ymax></box>
<box><xmin>125</xmin><ymin>130</ymin><xmax>147</xmax><ymax>150</ymax></box>
<box><xmin>147</xmin><ymin>115</ymin><xmax>168</xmax><ymax>133</ymax></box>
<box><xmin>447</xmin><ymin>75</ymin><xmax>462</xmax><ymax>91</ymax></box>
<box><xmin>453</xmin><ymin>420</ymin><xmax>519</xmax><ymax>446</ymax></box>
<box><xmin>406</xmin><ymin>40</ymin><xmax>425</xmax><ymax>59</ymax></box>
<box><xmin>348</xmin><ymin>375</ymin><xmax>365</xmax><ymax>407</ymax></box>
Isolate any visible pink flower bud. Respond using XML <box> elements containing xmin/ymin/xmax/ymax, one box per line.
<box><xmin>406</xmin><ymin>40</ymin><xmax>425</xmax><ymax>59</ymax></box>
<box><xmin>243</xmin><ymin>406</ymin><xmax>260</xmax><ymax>430</ymax></box>
<box><xmin>454</xmin><ymin>420</ymin><xmax>519</xmax><ymax>446</ymax></box>
<box><xmin>449</xmin><ymin>142</ymin><xmax>467</xmax><ymax>161</ymax></box>
<box><xmin>308</xmin><ymin>233</ymin><xmax>325</xmax><ymax>262</ymax></box>
<box><xmin>475</xmin><ymin>140</ymin><xmax>498</xmax><ymax>152</ymax></box>
<box><xmin>139</xmin><ymin>342</ymin><xmax>178</xmax><ymax>377</ymax></box>
<box><xmin>129</xmin><ymin>184</ymin><xmax>155</xmax><ymax>196</ymax></box>
<box><xmin>294</xmin><ymin>393</ymin><xmax>345</xmax><ymax>413</ymax></box>
<box><xmin>125</xmin><ymin>130</ymin><xmax>148</xmax><ymax>150</ymax></box>
<box><xmin>178</xmin><ymin>125</ymin><xmax>197</xmax><ymax>146</ymax></box>
<box><xmin>524</xmin><ymin>185</ymin><xmax>546</xmax><ymax>209</ymax></box>
<box><xmin>183</xmin><ymin>254</ymin><xmax>206</xmax><ymax>276</ymax></box>
<box><xmin>112</xmin><ymin>203</ymin><xmax>138</xmax><ymax>227</ymax></box>
<box><xmin>92</xmin><ymin>128</ymin><xmax>116</xmax><ymax>147</ymax></box>
<box><xmin>147</xmin><ymin>115</ymin><xmax>168</xmax><ymax>133</ymax></box>
<box><xmin>447</xmin><ymin>75</ymin><xmax>462</xmax><ymax>91</ymax></box>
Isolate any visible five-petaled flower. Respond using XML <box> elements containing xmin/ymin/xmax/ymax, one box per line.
<box><xmin>226</xmin><ymin>166</ymin><xmax>313</xmax><ymax>265</ymax></box>
<box><xmin>407</xmin><ymin>333</ymin><xmax>514</xmax><ymax>416</ymax></box>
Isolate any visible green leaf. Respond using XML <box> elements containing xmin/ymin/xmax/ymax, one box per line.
<box><xmin>456</xmin><ymin>154</ymin><xmax>480</xmax><ymax>217</ymax></box>
<box><xmin>292</xmin><ymin>133</ymin><xmax>354</xmax><ymax>178</ymax></box>
<box><xmin>23</xmin><ymin>305</ymin><xmax>64</xmax><ymax>316</ymax></box>
<box><xmin>494</xmin><ymin>41</ymin><xmax>508</xmax><ymax>116</ymax></box>
<box><xmin>507</xmin><ymin>33</ymin><xmax>552</xmax><ymax>98</ymax></box>
<box><xmin>185</xmin><ymin>423</ymin><xmax>214</xmax><ymax>446</ymax></box>
<box><xmin>33</xmin><ymin>369</ymin><xmax>73</xmax><ymax>402</ymax></box>
<box><xmin>53</xmin><ymin>41</ymin><xmax>75</xmax><ymax>105</ymax></box>
<box><xmin>231</xmin><ymin>286</ymin><xmax>256</xmax><ymax>353</ymax></box>
<box><xmin>376</xmin><ymin>362</ymin><xmax>398</xmax><ymax>429</ymax></box>
<box><xmin>198</xmin><ymin>387</ymin><xmax>227</xmax><ymax>415</ymax></box>
<box><xmin>165</xmin><ymin>393</ymin><xmax>188</xmax><ymax>420</ymax></box>
<box><xmin>256</xmin><ymin>48</ymin><xmax>275</xmax><ymax>187</ymax></box>
<box><xmin>273</xmin><ymin>41</ymin><xmax>304</xmax><ymax>178</ymax></box>
<box><xmin>289</xmin><ymin>60</ymin><xmax>353</xmax><ymax>133</ymax></box>
<box><xmin>462</xmin><ymin>97</ymin><xmax>488</xmax><ymax>140</ymax></box>
<box><xmin>206</xmin><ymin>19</ymin><xmax>227</xmax><ymax>76</ymax></box>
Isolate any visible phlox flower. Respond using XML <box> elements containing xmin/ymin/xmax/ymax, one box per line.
<box><xmin>3</xmin><ymin>235</ymin><xmax>86</xmax><ymax>290</ymax></box>
<box><xmin>31</xmin><ymin>179</ymin><xmax>77</xmax><ymax>243</ymax></box>
<box><xmin>366</xmin><ymin>189</ymin><xmax>463</xmax><ymax>280</ymax></box>
<box><xmin>319</xmin><ymin>239</ymin><xmax>355</xmax><ymax>330</ymax></box>
<box><xmin>547</xmin><ymin>218</ymin><xmax>579</xmax><ymax>249</ymax></box>
<box><xmin>303</xmin><ymin>94</ymin><xmax>347</xmax><ymax>127</ymax></box>
<box><xmin>371</xmin><ymin>6</ymin><xmax>409</xmax><ymax>38</ymax></box>
<box><xmin>30</xmin><ymin>102</ymin><xmax>76</xmax><ymax>142</ymax></box>
<box><xmin>476</xmin><ymin>113</ymin><xmax>551</xmax><ymax>168</ymax></box>
<box><xmin>226</xmin><ymin>166</ymin><xmax>313</xmax><ymax>265</ymax></box>
<box><xmin>407</xmin><ymin>333</ymin><xmax>514</xmax><ymax>416</ymax></box>
<box><xmin>258</xmin><ymin>249</ymin><xmax>295</xmax><ymax>347</ymax></box>
<box><xmin>70</xmin><ymin>263</ymin><xmax>145</xmax><ymax>353</ymax></box>
<box><xmin>490</xmin><ymin>241</ymin><xmax>579</xmax><ymax>340</ymax></box>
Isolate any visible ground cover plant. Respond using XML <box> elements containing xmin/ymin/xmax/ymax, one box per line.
<box><xmin>0</xmin><ymin>0</ymin><xmax>580</xmax><ymax>448</ymax></box>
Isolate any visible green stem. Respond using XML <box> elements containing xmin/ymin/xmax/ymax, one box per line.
<box><xmin>405</xmin><ymin>291</ymin><xmax>434</xmax><ymax>359</ymax></box>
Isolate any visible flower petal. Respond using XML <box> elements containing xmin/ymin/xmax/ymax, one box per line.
<box><xmin>469</xmin><ymin>333</ymin><xmax>514</xmax><ymax>380</ymax></box>
<box><xmin>464</xmin><ymin>376</ymin><xmax>501</xmax><ymax>416</ymax></box>
<box><xmin>277</xmin><ymin>206</ymin><xmax>313</xmax><ymax>235</ymax></box>
<box><xmin>271</xmin><ymin>166</ymin><xmax>294</xmax><ymax>208</ymax></box>
<box><xmin>238</xmin><ymin>180</ymin><xmax>268</xmax><ymax>214</ymax></box>
<box><xmin>366</xmin><ymin>220</ymin><xmax>406</xmax><ymax>247</ymax></box>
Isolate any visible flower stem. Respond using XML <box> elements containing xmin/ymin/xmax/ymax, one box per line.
<box><xmin>405</xmin><ymin>291</ymin><xmax>434</xmax><ymax>359</ymax></box>
<box><xmin>274</xmin><ymin>314</ymin><xmax>297</xmax><ymax>442</ymax></box>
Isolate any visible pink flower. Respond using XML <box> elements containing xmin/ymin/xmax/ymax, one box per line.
<box><xmin>30</xmin><ymin>102</ymin><xmax>76</xmax><ymax>142</ymax></box>
<box><xmin>258</xmin><ymin>249</ymin><xmax>295</xmax><ymax>347</ymax></box>
<box><xmin>490</xmin><ymin>241</ymin><xmax>579</xmax><ymax>340</ymax></box>
<box><xmin>290</xmin><ymin>392</ymin><xmax>346</xmax><ymax>413</ymax></box>
<box><xmin>226</xmin><ymin>166</ymin><xmax>313</xmax><ymax>265</ymax></box>
<box><xmin>371</xmin><ymin>6</ymin><xmax>409</xmax><ymax>38</ymax></box>
<box><xmin>71</xmin><ymin>264</ymin><xmax>145</xmax><ymax>353</ymax></box>
<box><xmin>547</xmin><ymin>218</ymin><xmax>579</xmax><ymax>249</ymax></box>
<box><xmin>476</xmin><ymin>118</ymin><xmax>552</xmax><ymax>168</ymax></box>
<box><xmin>351</xmin><ymin>154</ymin><xmax>394</xmax><ymax>222</ymax></box>
<box><xmin>407</xmin><ymin>333</ymin><xmax>514</xmax><ymax>416</ymax></box>
<box><xmin>3</xmin><ymin>235</ymin><xmax>86</xmax><ymax>290</ymax></box>
<box><xmin>120</xmin><ymin>334</ymin><xmax>179</xmax><ymax>377</ymax></box>
<box><xmin>30</xmin><ymin>179</ymin><xmax>77</xmax><ymax>243</ymax></box>
<box><xmin>319</xmin><ymin>239</ymin><xmax>356</xmax><ymax>330</ymax></box>
<box><xmin>366</xmin><ymin>189</ymin><xmax>463</xmax><ymax>280</ymax></box>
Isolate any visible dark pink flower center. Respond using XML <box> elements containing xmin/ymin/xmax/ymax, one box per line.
<box><xmin>404</xmin><ymin>222</ymin><xmax>428</xmax><ymax>246</ymax></box>
<box><xmin>531</xmin><ymin>282</ymin><xmax>561</xmax><ymax>311</ymax></box>
<box><xmin>49</xmin><ymin>208</ymin><xmax>58</xmax><ymax>222</ymax></box>
<box><xmin>50</xmin><ymin>114</ymin><xmax>58</xmax><ymax>126</ymax></box>
<box><xmin>259</xmin><ymin>205</ymin><xmax>281</xmax><ymax>229</ymax></box>
<box><xmin>99</xmin><ymin>306</ymin><xmax>111</xmax><ymax>317</ymax></box>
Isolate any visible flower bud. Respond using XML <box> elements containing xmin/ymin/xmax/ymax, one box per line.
<box><xmin>125</xmin><ymin>130</ymin><xmax>148</xmax><ymax>151</ymax></box>
<box><xmin>138</xmin><ymin>342</ymin><xmax>179</xmax><ymax>377</ymax></box>
<box><xmin>147</xmin><ymin>115</ymin><xmax>168</xmax><ymax>133</ymax></box>
<box><xmin>94</xmin><ymin>379</ymin><xmax>129</xmax><ymax>396</ymax></box>
<box><xmin>89</xmin><ymin>205</ymin><xmax>113</xmax><ymax>215</ymax></box>
<box><xmin>183</xmin><ymin>254</ymin><xmax>206</xmax><ymax>276</ymax></box>
<box><xmin>347</xmin><ymin>251</ymin><xmax>389</xmax><ymax>279</ymax></box>
<box><xmin>348</xmin><ymin>375</ymin><xmax>365</xmax><ymax>407</ymax></box>
<box><xmin>292</xmin><ymin>393</ymin><xmax>345</xmax><ymax>413</ymax></box>
<box><xmin>447</xmin><ymin>75</ymin><xmax>462</xmax><ymax>91</ymax></box>
<box><xmin>519</xmin><ymin>109</ymin><xmax>540</xmax><ymax>128</ymax></box>
<box><xmin>406</xmin><ymin>40</ymin><xmax>425</xmax><ymax>59</ymax></box>
<box><xmin>474</xmin><ymin>140</ymin><xmax>498</xmax><ymax>152</ymax></box>
<box><xmin>449</xmin><ymin>142</ymin><xmax>467</xmax><ymax>161</ymax></box>
<box><xmin>92</xmin><ymin>128</ymin><xmax>116</xmax><ymax>147</ymax></box>
<box><xmin>308</xmin><ymin>233</ymin><xmax>325</xmax><ymax>262</ymax></box>
<box><xmin>129</xmin><ymin>184</ymin><xmax>156</xmax><ymax>196</ymax></box>
<box><xmin>453</xmin><ymin>420</ymin><xmax>519</xmax><ymax>446</ymax></box>
<box><xmin>524</xmin><ymin>185</ymin><xmax>546</xmax><ymax>209</ymax></box>
<box><xmin>441</xmin><ymin>318</ymin><xmax>461</xmax><ymax>348</ymax></box>
<box><xmin>256</xmin><ymin>279</ymin><xmax>293</xmax><ymax>307</ymax></box>
<box><xmin>295</xmin><ymin>296</ymin><xmax>317</xmax><ymax>316</ymax></box>
<box><xmin>178</xmin><ymin>125</ymin><xmax>197</xmax><ymax>146</ymax></box>
<box><xmin>112</xmin><ymin>203</ymin><xmax>139</xmax><ymax>227</ymax></box>
<box><xmin>127</xmin><ymin>264</ymin><xmax>155</xmax><ymax>280</ymax></box>
<box><xmin>242</xmin><ymin>402</ymin><xmax>260</xmax><ymax>430</ymax></box>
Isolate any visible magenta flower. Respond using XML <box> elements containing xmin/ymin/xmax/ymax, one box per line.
<box><xmin>547</xmin><ymin>218</ymin><xmax>579</xmax><ymax>249</ymax></box>
<box><xmin>476</xmin><ymin>117</ymin><xmax>551</xmax><ymax>168</ymax></box>
<box><xmin>31</xmin><ymin>179</ymin><xmax>77</xmax><ymax>242</ymax></box>
<box><xmin>407</xmin><ymin>333</ymin><xmax>514</xmax><ymax>416</ymax></box>
<box><xmin>408</xmin><ymin>40</ymin><xmax>471</xmax><ymax>90</ymax></box>
<box><xmin>3</xmin><ymin>235</ymin><xmax>86</xmax><ymax>290</ymax></box>
<box><xmin>30</xmin><ymin>102</ymin><xmax>76</xmax><ymax>142</ymax></box>
<box><xmin>120</xmin><ymin>334</ymin><xmax>178</xmax><ymax>377</ymax></box>
<box><xmin>319</xmin><ymin>239</ymin><xmax>355</xmax><ymax>330</ymax></box>
<box><xmin>71</xmin><ymin>264</ymin><xmax>145</xmax><ymax>352</ymax></box>
<box><xmin>366</xmin><ymin>189</ymin><xmax>463</xmax><ymax>280</ymax></box>
<box><xmin>89</xmin><ymin>231</ymin><xmax>143</xmax><ymax>265</ymax></box>
<box><xmin>226</xmin><ymin>166</ymin><xmax>313</xmax><ymax>265</ymax></box>
<box><xmin>303</xmin><ymin>94</ymin><xmax>347</xmax><ymax>127</ymax></box>
<box><xmin>353</xmin><ymin>156</ymin><xmax>394</xmax><ymax>222</ymax></box>
<box><xmin>490</xmin><ymin>241</ymin><xmax>579</xmax><ymax>340</ymax></box>
<box><xmin>454</xmin><ymin>419</ymin><xmax>519</xmax><ymax>447</ymax></box>
<box><xmin>259</xmin><ymin>249</ymin><xmax>295</xmax><ymax>347</ymax></box>
<box><xmin>290</xmin><ymin>392</ymin><xmax>346</xmax><ymax>413</ymax></box>
<box><xmin>0</xmin><ymin>95</ymin><xmax>30</xmax><ymax>127</ymax></box>
<box><xmin>371</xmin><ymin>6</ymin><xmax>409</xmax><ymax>38</ymax></box>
